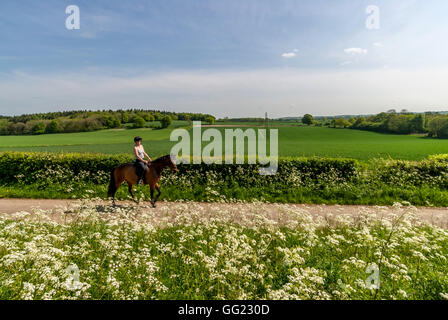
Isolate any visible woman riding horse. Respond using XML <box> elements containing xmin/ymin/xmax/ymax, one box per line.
<box><xmin>133</xmin><ymin>136</ymin><xmax>151</xmax><ymax>185</ymax></box>
<box><xmin>107</xmin><ymin>154</ymin><xmax>178</xmax><ymax>207</ymax></box>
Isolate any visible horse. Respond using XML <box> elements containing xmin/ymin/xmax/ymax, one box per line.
<box><xmin>107</xmin><ymin>154</ymin><xmax>178</xmax><ymax>207</ymax></box>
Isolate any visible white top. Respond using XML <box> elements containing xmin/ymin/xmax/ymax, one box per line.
<box><xmin>135</xmin><ymin>146</ymin><xmax>145</xmax><ymax>159</ymax></box>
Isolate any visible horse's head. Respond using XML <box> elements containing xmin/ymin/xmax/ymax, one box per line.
<box><xmin>168</xmin><ymin>154</ymin><xmax>179</xmax><ymax>172</ymax></box>
<box><xmin>151</xmin><ymin>154</ymin><xmax>178</xmax><ymax>173</ymax></box>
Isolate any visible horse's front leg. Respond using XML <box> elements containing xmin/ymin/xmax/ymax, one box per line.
<box><xmin>154</xmin><ymin>184</ymin><xmax>161</xmax><ymax>205</ymax></box>
<box><xmin>149</xmin><ymin>185</ymin><xmax>156</xmax><ymax>208</ymax></box>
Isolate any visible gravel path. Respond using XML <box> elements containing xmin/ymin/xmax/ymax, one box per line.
<box><xmin>1</xmin><ymin>198</ymin><xmax>448</xmax><ymax>228</ymax></box>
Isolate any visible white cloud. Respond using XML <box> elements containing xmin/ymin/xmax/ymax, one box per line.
<box><xmin>373</xmin><ymin>42</ymin><xmax>384</xmax><ymax>47</ymax></box>
<box><xmin>281</xmin><ymin>52</ymin><xmax>296</xmax><ymax>58</ymax></box>
<box><xmin>340</xmin><ymin>61</ymin><xmax>352</xmax><ymax>66</ymax></box>
<box><xmin>344</xmin><ymin>47</ymin><xmax>368</xmax><ymax>55</ymax></box>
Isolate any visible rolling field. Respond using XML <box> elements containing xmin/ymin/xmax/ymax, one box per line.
<box><xmin>276</xmin><ymin>127</ymin><xmax>448</xmax><ymax>160</ymax></box>
<box><xmin>1</xmin><ymin>124</ymin><xmax>448</xmax><ymax>160</ymax></box>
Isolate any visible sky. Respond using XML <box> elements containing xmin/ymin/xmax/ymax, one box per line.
<box><xmin>1</xmin><ymin>0</ymin><xmax>448</xmax><ymax>118</ymax></box>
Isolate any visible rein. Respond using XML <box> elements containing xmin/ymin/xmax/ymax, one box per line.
<box><xmin>148</xmin><ymin>157</ymin><xmax>171</xmax><ymax>176</ymax></box>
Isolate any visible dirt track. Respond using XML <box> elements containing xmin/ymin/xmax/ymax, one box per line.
<box><xmin>1</xmin><ymin>198</ymin><xmax>448</xmax><ymax>228</ymax></box>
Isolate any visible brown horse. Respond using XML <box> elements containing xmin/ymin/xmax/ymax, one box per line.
<box><xmin>107</xmin><ymin>154</ymin><xmax>178</xmax><ymax>207</ymax></box>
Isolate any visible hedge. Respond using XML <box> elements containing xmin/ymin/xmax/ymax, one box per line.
<box><xmin>0</xmin><ymin>152</ymin><xmax>131</xmax><ymax>183</ymax></box>
<box><xmin>1</xmin><ymin>151</ymin><xmax>448</xmax><ymax>190</ymax></box>
<box><xmin>0</xmin><ymin>152</ymin><xmax>358</xmax><ymax>185</ymax></box>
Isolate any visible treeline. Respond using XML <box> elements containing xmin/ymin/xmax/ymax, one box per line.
<box><xmin>349</xmin><ymin>111</ymin><xmax>448</xmax><ymax>138</ymax></box>
<box><xmin>0</xmin><ymin>109</ymin><xmax>215</xmax><ymax>135</ymax></box>
<box><xmin>219</xmin><ymin>117</ymin><xmax>268</xmax><ymax>122</ymax></box>
<box><xmin>303</xmin><ymin>110</ymin><xmax>448</xmax><ymax>138</ymax></box>
<box><xmin>348</xmin><ymin>112</ymin><xmax>426</xmax><ymax>134</ymax></box>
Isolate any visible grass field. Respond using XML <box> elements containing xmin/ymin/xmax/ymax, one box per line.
<box><xmin>1</xmin><ymin>124</ymin><xmax>448</xmax><ymax>160</ymax></box>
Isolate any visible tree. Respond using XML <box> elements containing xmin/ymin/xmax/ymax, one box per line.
<box><xmin>205</xmin><ymin>116</ymin><xmax>215</xmax><ymax>125</ymax></box>
<box><xmin>32</xmin><ymin>122</ymin><xmax>46</xmax><ymax>134</ymax></box>
<box><xmin>133</xmin><ymin>116</ymin><xmax>146</xmax><ymax>128</ymax></box>
<box><xmin>372</xmin><ymin>112</ymin><xmax>390</xmax><ymax>123</ymax></box>
<box><xmin>409</xmin><ymin>114</ymin><xmax>425</xmax><ymax>133</ymax></box>
<box><xmin>8</xmin><ymin>122</ymin><xmax>25</xmax><ymax>135</ymax></box>
<box><xmin>301</xmin><ymin>114</ymin><xmax>314</xmax><ymax>126</ymax></box>
<box><xmin>106</xmin><ymin>116</ymin><xmax>121</xmax><ymax>128</ymax></box>
<box><xmin>46</xmin><ymin>119</ymin><xmax>60</xmax><ymax>133</ymax></box>
<box><xmin>121</xmin><ymin>112</ymin><xmax>129</xmax><ymax>123</ymax></box>
<box><xmin>385</xmin><ymin>115</ymin><xmax>411</xmax><ymax>134</ymax></box>
<box><xmin>334</xmin><ymin>118</ymin><xmax>351</xmax><ymax>128</ymax></box>
<box><xmin>153</xmin><ymin>113</ymin><xmax>162</xmax><ymax>121</ymax></box>
<box><xmin>439</xmin><ymin>122</ymin><xmax>448</xmax><ymax>138</ymax></box>
<box><xmin>353</xmin><ymin>117</ymin><xmax>366</xmax><ymax>127</ymax></box>
<box><xmin>160</xmin><ymin>115</ymin><xmax>172</xmax><ymax>129</ymax></box>
<box><xmin>428</xmin><ymin>116</ymin><xmax>448</xmax><ymax>138</ymax></box>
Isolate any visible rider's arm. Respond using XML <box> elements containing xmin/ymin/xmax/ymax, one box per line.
<box><xmin>142</xmin><ymin>147</ymin><xmax>151</xmax><ymax>161</ymax></box>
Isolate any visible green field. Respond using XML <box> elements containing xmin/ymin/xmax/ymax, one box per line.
<box><xmin>1</xmin><ymin>124</ymin><xmax>448</xmax><ymax>160</ymax></box>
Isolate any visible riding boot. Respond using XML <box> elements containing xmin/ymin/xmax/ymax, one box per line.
<box><xmin>138</xmin><ymin>170</ymin><xmax>146</xmax><ymax>185</ymax></box>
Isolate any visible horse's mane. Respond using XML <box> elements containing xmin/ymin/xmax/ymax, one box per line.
<box><xmin>151</xmin><ymin>155</ymin><xmax>172</xmax><ymax>164</ymax></box>
<box><xmin>118</xmin><ymin>155</ymin><xmax>172</xmax><ymax>169</ymax></box>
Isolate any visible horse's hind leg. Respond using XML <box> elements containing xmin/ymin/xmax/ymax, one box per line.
<box><xmin>108</xmin><ymin>170</ymin><xmax>122</xmax><ymax>207</ymax></box>
<box><xmin>113</xmin><ymin>179</ymin><xmax>121</xmax><ymax>206</ymax></box>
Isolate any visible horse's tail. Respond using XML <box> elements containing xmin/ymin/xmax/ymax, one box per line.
<box><xmin>107</xmin><ymin>167</ymin><xmax>117</xmax><ymax>198</ymax></box>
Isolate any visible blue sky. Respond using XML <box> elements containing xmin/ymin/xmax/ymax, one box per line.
<box><xmin>1</xmin><ymin>0</ymin><xmax>448</xmax><ymax>117</ymax></box>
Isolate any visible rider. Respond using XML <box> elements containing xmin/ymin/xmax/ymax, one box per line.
<box><xmin>133</xmin><ymin>136</ymin><xmax>151</xmax><ymax>184</ymax></box>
